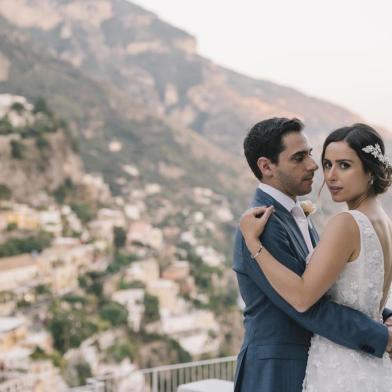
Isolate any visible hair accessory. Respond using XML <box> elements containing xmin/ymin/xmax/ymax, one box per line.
<box><xmin>362</xmin><ymin>143</ymin><xmax>392</xmax><ymax>168</ymax></box>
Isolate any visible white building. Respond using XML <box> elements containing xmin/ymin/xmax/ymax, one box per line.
<box><xmin>195</xmin><ymin>245</ymin><xmax>225</xmax><ymax>267</ymax></box>
<box><xmin>0</xmin><ymin>371</ymin><xmax>32</xmax><ymax>392</ymax></box>
<box><xmin>0</xmin><ymin>255</ymin><xmax>40</xmax><ymax>292</ymax></box>
<box><xmin>111</xmin><ymin>289</ymin><xmax>145</xmax><ymax>332</ymax></box>
<box><xmin>147</xmin><ymin>280</ymin><xmax>180</xmax><ymax>313</ymax></box>
<box><xmin>125</xmin><ymin>260</ymin><xmax>160</xmax><ymax>284</ymax></box>
<box><xmin>127</xmin><ymin>221</ymin><xmax>163</xmax><ymax>249</ymax></box>
<box><xmin>159</xmin><ymin>310</ymin><xmax>220</xmax><ymax>358</ymax></box>
<box><xmin>38</xmin><ymin>208</ymin><xmax>63</xmax><ymax>236</ymax></box>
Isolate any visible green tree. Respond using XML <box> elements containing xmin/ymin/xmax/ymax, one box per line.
<box><xmin>143</xmin><ymin>293</ymin><xmax>160</xmax><ymax>324</ymax></box>
<box><xmin>78</xmin><ymin>271</ymin><xmax>104</xmax><ymax>299</ymax></box>
<box><xmin>35</xmin><ymin>133</ymin><xmax>51</xmax><ymax>151</ymax></box>
<box><xmin>10</xmin><ymin>102</ymin><xmax>25</xmax><ymax>114</ymax></box>
<box><xmin>106</xmin><ymin>340</ymin><xmax>136</xmax><ymax>363</ymax></box>
<box><xmin>118</xmin><ymin>279</ymin><xmax>145</xmax><ymax>290</ymax></box>
<box><xmin>33</xmin><ymin>97</ymin><xmax>52</xmax><ymax>117</ymax></box>
<box><xmin>10</xmin><ymin>140</ymin><xmax>25</xmax><ymax>159</ymax></box>
<box><xmin>75</xmin><ymin>361</ymin><xmax>92</xmax><ymax>386</ymax></box>
<box><xmin>6</xmin><ymin>223</ymin><xmax>18</xmax><ymax>231</ymax></box>
<box><xmin>62</xmin><ymin>294</ymin><xmax>86</xmax><ymax>304</ymax></box>
<box><xmin>113</xmin><ymin>226</ymin><xmax>126</xmax><ymax>249</ymax></box>
<box><xmin>106</xmin><ymin>252</ymin><xmax>138</xmax><ymax>274</ymax></box>
<box><xmin>30</xmin><ymin>346</ymin><xmax>65</xmax><ymax>368</ymax></box>
<box><xmin>0</xmin><ymin>117</ymin><xmax>13</xmax><ymax>135</ymax></box>
<box><xmin>0</xmin><ymin>231</ymin><xmax>52</xmax><ymax>257</ymax></box>
<box><xmin>99</xmin><ymin>302</ymin><xmax>128</xmax><ymax>326</ymax></box>
<box><xmin>70</xmin><ymin>203</ymin><xmax>93</xmax><ymax>223</ymax></box>
<box><xmin>35</xmin><ymin>284</ymin><xmax>51</xmax><ymax>296</ymax></box>
<box><xmin>48</xmin><ymin>307</ymin><xmax>98</xmax><ymax>353</ymax></box>
<box><xmin>0</xmin><ymin>184</ymin><xmax>12</xmax><ymax>200</ymax></box>
<box><xmin>167</xmin><ymin>337</ymin><xmax>192</xmax><ymax>363</ymax></box>
<box><xmin>53</xmin><ymin>178</ymin><xmax>75</xmax><ymax>204</ymax></box>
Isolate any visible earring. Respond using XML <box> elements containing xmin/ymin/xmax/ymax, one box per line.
<box><xmin>370</xmin><ymin>176</ymin><xmax>374</xmax><ymax>185</ymax></box>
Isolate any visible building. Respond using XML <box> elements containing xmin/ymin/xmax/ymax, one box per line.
<box><xmin>0</xmin><ymin>371</ymin><xmax>32</xmax><ymax>392</ymax></box>
<box><xmin>159</xmin><ymin>310</ymin><xmax>220</xmax><ymax>358</ymax></box>
<box><xmin>0</xmin><ymin>317</ymin><xmax>27</xmax><ymax>351</ymax></box>
<box><xmin>29</xmin><ymin>360</ymin><xmax>66</xmax><ymax>392</ymax></box>
<box><xmin>111</xmin><ymin>289</ymin><xmax>145</xmax><ymax>332</ymax></box>
<box><xmin>0</xmin><ymin>255</ymin><xmax>40</xmax><ymax>292</ymax></box>
<box><xmin>146</xmin><ymin>279</ymin><xmax>180</xmax><ymax>313</ymax></box>
<box><xmin>37</xmin><ymin>208</ymin><xmax>63</xmax><ymax>236</ymax></box>
<box><xmin>81</xmin><ymin>173</ymin><xmax>111</xmax><ymax>204</ymax></box>
<box><xmin>125</xmin><ymin>260</ymin><xmax>159</xmax><ymax>284</ymax></box>
<box><xmin>162</xmin><ymin>261</ymin><xmax>196</xmax><ymax>295</ymax></box>
<box><xmin>0</xmin><ymin>204</ymin><xmax>40</xmax><ymax>231</ymax></box>
<box><xmin>162</xmin><ymin>261</ymin><xmax>190</xmax><ymax>281</ymax></box>
<box><xmin>127</xmin><ymin>221</ymin><xmax>163</xmax><ymax>249</ymax></box>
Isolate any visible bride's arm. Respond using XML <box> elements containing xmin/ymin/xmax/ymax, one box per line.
<box><xmin>241</xmin><ymin>208</ymin><xmax>358</xmax><ymax>312</ymax></box>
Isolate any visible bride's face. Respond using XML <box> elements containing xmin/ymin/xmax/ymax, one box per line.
<box><xmin>323</xmin><ymin>141</ymin><xmax>371</xmax><ymax>203</ymax></box>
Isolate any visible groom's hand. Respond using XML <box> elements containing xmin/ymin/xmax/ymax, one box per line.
<box><xmin>387</xmin><ymin>327</ymin><xmax>392</xmax><ymax>359</ymax></box>
<box><xmin>384</xmin><ymin>317</ymin><xmax>392</xmax><ymax>358</ymax></box>
<box><xmin>384</xmin><ymin>316</ymin><xmax>392</xmax><ymax>328</ymax></box>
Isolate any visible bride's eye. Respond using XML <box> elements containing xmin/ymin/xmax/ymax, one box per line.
<box><xmin>339</xmin><ymin>162</ymin><xmax>350</xmax><ymax>169</ymax></box>
<box><xmin>322</xmin><ymin>161</ymin><xmax>331</xmax><ymax>169</ymax></box>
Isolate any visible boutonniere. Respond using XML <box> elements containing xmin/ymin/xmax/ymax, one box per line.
<box><xmin>300</xmin><ymin>200</ymin><xmax>317</xmax><ymax>217</ymax></box>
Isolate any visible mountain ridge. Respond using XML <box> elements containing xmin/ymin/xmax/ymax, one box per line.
<box><xmin>0</xmin><ymin>0</ymin><xmax>390</xmax><ymax>214</ymax></box>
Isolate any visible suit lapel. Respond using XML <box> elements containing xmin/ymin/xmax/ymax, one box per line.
<box><xmin>253</xmin><ymin>188</ymin><xmax>309</xmax><ymax>264</ymax></box>
<box><xmin>274</xmin><ymin>209</ymin><xmax>309</xmax><ymax>260</ymax></box>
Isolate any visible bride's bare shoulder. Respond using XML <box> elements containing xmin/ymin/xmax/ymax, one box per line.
<box><xmin>322</xmin><ymin>211</ymin><xmax>360</xmax><ymax>241</ymax></box>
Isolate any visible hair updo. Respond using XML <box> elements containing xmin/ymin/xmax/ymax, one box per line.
<box><xmin>321</xmin><ymin>123</ymin><xmax>392</xmax><ymax>195</ymax></box>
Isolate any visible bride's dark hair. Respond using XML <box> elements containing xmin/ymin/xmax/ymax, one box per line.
<box><xmin>321</xmin><ymin>123</ymin><xmax>392</xmax><ymax>195</ymax></box>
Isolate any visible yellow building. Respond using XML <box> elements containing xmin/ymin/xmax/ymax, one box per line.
<box><xmin>0</xmin><ymin>317</ymin><xmax>27</xmax><ymax>351</ymax></box>
<box><xmin>2</xmin><ymin>206</ymin><xmax>40</xmax><ymax>231</ymax></box>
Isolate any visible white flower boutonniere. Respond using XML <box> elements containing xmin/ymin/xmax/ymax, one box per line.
<box><xmin>300</xmin><ymin>200</ymin><xmax>317</xmax><ymax>217</ymax></box>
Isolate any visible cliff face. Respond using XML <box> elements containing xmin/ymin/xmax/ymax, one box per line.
<box><xmin>0</xmin><ymin>131</ymin><xmax>82</xmax><ymax>201</ymax></box>
<box><xmin>0</xmin><ymin>94</ymin><xmax>84</xmax><ymax>204</ymax></box>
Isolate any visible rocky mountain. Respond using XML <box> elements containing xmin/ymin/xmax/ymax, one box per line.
<box><xmin>0</xmin><ymin>5</ymin><xmax>250</xmax><ymax>217</ymax></box>
<box><xmin>0</xmin><ymin>0</ymin><xmax>377</xmax><ymax>155</ymax></box>
<box><xmin>0</xmin><ymin>0</ymin><xmax>390</xmax><ymax>216</ymax></box>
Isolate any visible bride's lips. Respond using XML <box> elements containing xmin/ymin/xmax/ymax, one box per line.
<box><xmin>328</xmin><ymin>185</ymin><xmax>343</xmax><ymax>195</ymax></box>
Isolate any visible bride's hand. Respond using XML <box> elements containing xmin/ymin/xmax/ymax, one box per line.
<box><xmin>239</xmin><ymin>206</ymin><xmax>274</xmax><ymax>247</ymax></box>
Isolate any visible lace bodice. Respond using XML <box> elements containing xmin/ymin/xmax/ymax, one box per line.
<box><xmin>303</xmin><ymin>210</ymin><xmax>392</xmax><ymax>392</ymax></box>
<box><xmin>328</xmin><ymin>210</ymin><xmax>384</xmax><ymax>320</ymax></box>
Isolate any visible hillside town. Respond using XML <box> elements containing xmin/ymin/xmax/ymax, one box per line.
<box><xmin>0</xmin><ymin>95</ymin><xmax>239</xmax><ymax>391</ymax></box>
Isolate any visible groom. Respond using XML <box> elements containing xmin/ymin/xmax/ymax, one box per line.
<box><xmin>233</xmin><ymin>117</ymin><xmax>392</xmax><ymax>391</ymax></box>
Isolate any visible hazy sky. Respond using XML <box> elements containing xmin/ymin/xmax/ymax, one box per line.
<box><xmin>133</xmin><ymin>0</ymin><xmax>392</xmax><ymax>129</ymax></box>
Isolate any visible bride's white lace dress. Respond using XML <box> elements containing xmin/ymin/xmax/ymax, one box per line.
<box><xmin>303</xmin><ymin>210</ymin><xmax>392</xmax><ymax>391</ymax></box>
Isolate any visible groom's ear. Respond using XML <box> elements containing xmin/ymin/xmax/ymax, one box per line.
<box><xmin>257</xmin><ymin>157</ymin><xmax>274</xmax><ymax>178</ymax></box>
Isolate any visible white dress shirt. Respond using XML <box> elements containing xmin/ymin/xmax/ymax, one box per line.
<box><xmin>258</xmin><ymin>183</ymin><xmax>314</xmax><ymax>254</ymax></box>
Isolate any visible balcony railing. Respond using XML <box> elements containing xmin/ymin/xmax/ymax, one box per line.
<box><xmin>72</xmin><ymin>356</ymin><xmax>237</xmax><ymax>392</ymax></box>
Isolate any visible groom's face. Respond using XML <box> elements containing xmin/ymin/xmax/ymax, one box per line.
<box><xmin>272</xmin><ymin>132</ymin><xmax>318</xmax><ymax>197</ymax></box>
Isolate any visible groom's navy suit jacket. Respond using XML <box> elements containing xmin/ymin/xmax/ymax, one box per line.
<box><xmin>233</xmin><ymin>188</ymin><xmax>392</xmax><ymax>392</ymax></box>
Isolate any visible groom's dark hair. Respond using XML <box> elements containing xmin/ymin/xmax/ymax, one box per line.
<box><xmin>244</xmin><ymin>117</ymin><xmax>304</xmax><ymax>180</ymax></box>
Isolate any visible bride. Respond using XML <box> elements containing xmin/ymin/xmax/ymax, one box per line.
<box><xmin>239</xmin><ymin>123</ymin><xmax>392</xmax><ymax>391</ymax></box>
